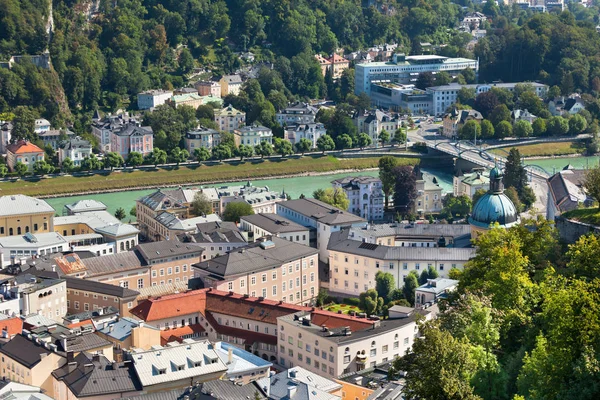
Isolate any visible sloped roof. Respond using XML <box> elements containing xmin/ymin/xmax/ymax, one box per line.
<box><xmin>0</xmin><ymin>334</ymin><xmax>56</xmax><ymax>368</ymax></box>
<box><xmin>135</xmin><ymin>240</ymin><xmax>202</xmax><ymax>262</ymax></box>
<box><xmin>160</xmin><ymin>324</ymin><xmax>205</xmax><ymax>345</ymax></box>
<box><xmin>0</xmin><ymin>195</ymin><xmax>54</xmax><ymax>217</ymax></box>
<box><xmin>199</xmin><ymin>380</ymin><xmax>267</xmax><ymax>400</ymax></box>
<box><xmin>278</xmin><ymin>198</ymin><xmax>365</xmax><ymax>226</ymax></box>
<box><xmin>65</xmin><ymin>200</ymin><xmax>107</xmax><ymax>213</ymax></box>
<box><xmin>240</xmin><ymin>214</ymin><xmax>307</xmax><ymax>234</ymax></box>
<box><xmin>66</xmin><ymin>277</ymin><xmax>139</xmax><ymax>298</ymax></box>
<box><xmin>6</xmin><ymin>140</ymin><xmax>44</xmax><ymax>154</ymax></box>
<box><xmin>548</xmin><ymin>168</ymin><xmax>587</xmax><ymax>213</ymax></box>
<box><xmin>81</xmin><ymin>251</ymin><xmax>145</xmax><ymax>277</ymax></box>
<box><xmin>0</xmin><ymin>317</ymin><xmax>23</xmax><ymax>337</ymax></box>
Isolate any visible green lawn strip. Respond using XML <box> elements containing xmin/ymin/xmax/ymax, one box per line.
<box><xmin>562</xmin><ymin>208</ymin><xmax>600</xmax><ymax>225</ymax></box>
<box><xmin>489</xmin><ymin>141</ymin><xmax>585</xmax><ymax>158</ymax></box>
<box><xmin>325</xmin><ymin>303</ymin><xmax>363</xmax><ymax>315</ymax></box>
<box><xmin>0</xmin><ymin>156</ymin><xmax>419</xmax><ymax>197</ymax></box>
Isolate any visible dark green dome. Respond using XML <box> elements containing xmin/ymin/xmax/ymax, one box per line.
<box><xmin>469</xmin><ymin>192</ymin><xmax>520</xmax><ymax>229</ymax></box>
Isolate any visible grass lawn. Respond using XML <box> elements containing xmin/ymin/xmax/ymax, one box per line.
<box><xmin>489</xmin><ymin>141</ymin><xmax>586</xmax><ymax>158</ymax></box>
<box><xmin>562</xmin><ymin>207</ymin><xmax>600</xmax><ymax>225</ymax></box>
<box><xmin>0</xmin><ymin>156</ymin><xmax>419</xmax><ymax>198</ymax></box>
<box><xmin>326</xmin><ymin>303</ymin><xmax>364</xmax><ymax>315</ymax></box>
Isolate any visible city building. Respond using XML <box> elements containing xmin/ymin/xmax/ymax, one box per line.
<box><xmin>332</xmin><ymin>176</ymin><xmax>385</xmax><ymax>221</ymax></box>
<box><xmin>65</xmin><ymin>277</ymin><xmax>140</xmax><ymax>317</ymax></box>
<box><xmin>427</xmin><ymin>82</ymin><xmax>548</xmax><ymax>116</ymax></box>
<box><xmin>168</xmin><ymin>93</ymin><xmax>204</xmax><ymax>109</ymax></box>
<box><xmin>265</xmin><ymin>367</ymin><xmax>343</xmax><ymax>399</ymax></box>
<box><xmin>219</xmin><ymin>182</ymin><xmax>286</xmax><ymax>215</ymax></box>
<box><xmin>414</xmin><ymin>174</ymin><xmax>443</xmax><ymax>214</ymax></box>
<box><xmin>109</xmin><ymin>122</ymin><xmax>154</xmax><ymax>157</ymax></box>
<box><xmin>355</xmin><ymin>54</ymin><xmax>479</xmax><ymax>96</ymax></box>
<box><xmin>327</xmin><ymin>229</ymin><xmax>474</xmax><ymax>296</ymax></box>
<box><xmin>5</xmin><ymin>140</ymin><xmax>45</xmax><ymax>172</ymax></box>
<box><xmin>125</xmin><ymin>339</ymin><xmax>228</xmax><ymax>393</ymax></box>
<box><xmin>177</xmin><ymin>221</ymin><xmax>247</xmax><ymax>260</ymax></box>
<box><xmin>220</xmin><ymin>74</ymin><xmax>243</xmax><ymax>96</ymax></box>
<box><xmin>0</xmin><ymin>274</ymin><xmax>67</xmax><ymax>321</ymax></box>
<box><xmin>91</xmin><ymin>112</ymin><xmax>141</xmax><ymax>153</ymax></box>
<box><xmin>454</xmin><ymin>169</ymin><xmax>489</xmax><ymax>198</ymax></box>
<box><xmin>34</xmin><ymin>118</ymin><xmax>51</xmax><ymax>134</ymax></box>
<box><xmin>58</xmin><ymin>136</ymin><xmax>93</xmax><ymax>167</ymax></box>
<box><xmin>511</xmin><ymin>109</ymin><xmax>537</xmax><ymax>124</ymax></box>
<box><xmin>193</xmin><ymin>237</ymin><xmax>319</xmax><ymax>305</ymax></box>
<box><xmin>461</xmin><ymin>11</ymin><xmax>487</xmax><ymax>29</ymax></box>
<box><xmin>0</xmin><ymin>195</ymin><xmax>54</xmax><ymax>237</ymax></box>
<box><xmin>215</xmin><ymin>105</ymin><xmax>246</xmax><ymax>133</ymax></box>
<box><xmin>368</xmin><ymin>83</ymin><xmax>432</xmax><ymax>114</ymax></box>
<box><xmin>233</xmin><ymin>124</ymin><xmax>273</xmax><ymax>147</ymax></box>
<box><xmin>240</xmin><ymin>213</ymin><xmax>310</xmax><ymax>246</ymax></box>
<box><xmin>469</xmin><ymin>166</ymin><xmax>520</xmax><ymax>238</ymax></box>
<box><xmin>52</xmin><ymin>352</ymin><xmax>141</xmax><ymax>399</ymax></box>
<box><xmin>276</xmin><ymin>103</ymin><xmax>319</xmax><ymax>126</ymax></box>
<box><xmin>0</xmin><ymin>232</ymin><xmax>70</xmax><ymax>266</ymax></box>
<box><xmin>214</xmin><ymin>341</ymin><xmax>272</xmax><ymax>384</ymax></box>
<box><xmin>0</xmin><ymin>381</ymin><xmax>54</xmax><ymax>400</ymax></box>
<box><xmin>414</xmin><ymin>278</ymin><xmax>458</xmax><ymax>308</ymax></box>
<box><xmin>546</xmin><ymin>167</ymin><xmax>589</xmax><ymax>221</ymax></box>
<box><xmin>96</xmin><ymin>316</ymin><xmax>161</xmax><ymax>350</ymax></box>
<box><xmin>276</xmin><ymin>199</ymin><xmax>367</xmax><ymax>262</ymax></box>
<box><xmin>329</xmin><ymin>53</ymin><xmax>350</xmax><ymax>79</ymax></box>
<box><xmin>137</xmin><ymin>90</ymin><xmax>173</xmax><ymax>110</ymax></box>
<box><xmin>0</xmin><ymin>121</ymin><xmax>11</xmax><ymax>154</ymax></box>
<box><xmin>151</xmin><ymin>212</ymin><xmax>221</xmax><ymax>242</ymax></box>
<box><xmin>442</xmin><ymin>108</ymin><xmax>483</xmax><ymax>138</ymax></box>
<box><xmin>39</xmin><ymin>128</ymin><xmax>75</xmax><ymax>149</ymax></box>
<box><xmin>354</xmin><ymin>110</ymin><xmax>402</xmax><ymax>146</ymax></box>
<box><xmin>185</xmin><ymin>126</ymin><xmax>221</xmax><ymax>152</ymax></box>
<box><xmin>278</xmin><ymin>307</ymin><xmax>431</xmax><ymax>377</ymax></box>
<box><xmin>284</xmin><ymin>123</ymin><xmax>326</xmax><ymax>148</ymax></box>
<box><xmin>316</xmin><ymin>54</ymin><xmax>332</xmax><ymax>76</ymax></box>
<box><xmin>195</xmin><ymin>80</ymin><xmax>222</xmax><ymax>97</ymax></box>
<box><xmin>136</xmin><ymin>189</ymin><xmax>197</xmax><ymax>239</ymax></box>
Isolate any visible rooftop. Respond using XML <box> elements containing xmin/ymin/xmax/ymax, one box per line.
<box><xmin>79</xmin><ymin>251</ymin><xmax>145</xmax><ymax>278</ymax></box>
<box><xmin>97</xmin><ymin>317</ymin><xmax>159</xmax><ymax>341</ymax></box>
<box><xmin>0</xmin><ymin>232</ymin><xmax>68</xmax><ymax>249</ymax></box>
<box><xmin>5</xmin><ymin>140</ymin><xmax>44</xmax><ymax>154</ymax></box>
<box><xmin>416</xmin><ymin>278</ymin><xmax>459</xmax><ymax>294</ymax></box>
<box><xmin>214</xmin><ymin>341</ymin><xmax>272</xmax><ymax>375</ymax></box>
<box><xmin>198</xmin><ymin>380</ymin><xmax>267</xmax><ymax>400</ymax></box>
<box><xmin>0</xmin><ymin>334</ymin><xmax>57</xmax><ymax>368</ymax></box>
<box><xmin>240</xmin><ymin>213</ymin><xmax>308</xmax><ymax>234</ymax></box>
<box><xmin>0</xmin><ymin>195</ymin><xmax>54</xmax><ymax>217</ymax></box>
<box><xmin>135</xmin><ymin>240</ymin><xmax>203</xmax><ymax>262</ymax></box>
<box><xmin>64</xmin><ymin>200</ymin><xmax>107</xmax><ymax>214</ymax></box>
<box><xmin>177</xmin><ymin>221</ymin><xmax>246</xmax><ymax>245</ymax></box>
<box><xmin>193</xmin><ymin>237</ymin><xmax>318</xmax><ymax>278</ymax></box>
<box><xmin>265</xmin><ymin>366</ymin><xmax>342</xmax><ymax>400</ymax></box>
<box><xmin>65</xmin><ymin>277</ymin><xmax>140</xmax><ymax>299</ymax></box>
<box><xmin>278</xmin><ymin>198</ymin><xmax>366</xmax><ymax>226</ymax></box>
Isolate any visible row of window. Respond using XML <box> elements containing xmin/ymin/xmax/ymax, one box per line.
<box><xmin>151</xmin><ymin>264</ymin><xmax>188</xmax><ymax>278</ymax></box>
<box><xmin>1</xmin><ymin>222</ymin><xmax>48</xmax><ymax>235</ymax></box>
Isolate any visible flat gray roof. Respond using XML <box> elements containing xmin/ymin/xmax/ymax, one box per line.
<box><xmin>241</xmin><ymin>213</ymin><xmax>308</xmax><ymax>234</ymax></box>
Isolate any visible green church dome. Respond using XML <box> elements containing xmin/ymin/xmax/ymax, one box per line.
<box><xmin>469</xmin><ymin>192</ymin><xmax>520</xmax><ymax>228</ymax></box>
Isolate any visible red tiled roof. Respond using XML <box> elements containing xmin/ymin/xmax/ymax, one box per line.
<box><xmin>129</xmin><ymin>289</ymin><xmax>207</xmax><ymax>322</ymax></box>
<box><xmin>66</xmin><ymin>319</ymin><xmax>94</xmax><ymax>329</ymax></box>
<box><xmin>0</xmin><ymin>317</ymin><xmax>23</xmax><ymax>337</ymax></box>
<box><xmin>328</xmin><ymin>54</ymin><xmax>348</xmax><ymax>64</ymax></box>
<box><xmin>6</xmin><ymin>140</ymin><xmax>44</xmax><ymax>155</ymax></box>
<box><xmin>205</xmin><ymin>311</ymin><xmax>277</xmax><ymax>345</ymax></box>
<box><xmin>310</xmin><ymin>310</ymin><xmax>374</xmax><ymax>332</ymax></box>
<box><xmin>160</xmin><ymin>324</ymin><xmax>205</xmax><ymax>345</ymax></box>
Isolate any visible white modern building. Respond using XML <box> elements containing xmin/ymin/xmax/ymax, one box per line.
<box><xmin>240</xmin><ymin>213</ymin><xmax>310</xmax><ymax>246</ymax></box>
<box><xmin>355</xmin><ymin>54</ymin><xmax>479</xmax><ymax>95</ymax></box>
<box><xmin>137</xmin><ymin>90</ymin><xmax>173</xmax><ymax>110</ymax></box>
<box><xmin>283</xmin><ymin>123</ymin><xmax>326</xmax><ymax>148</ymax></box>
<box><xmin>0</xmin><ymin>232</ymin><xmax>70</xmax><ymax>266</ymax></box>
<box><xmin>331</xmin><ymin>176</ymin><xmax>385</xmax><ymax>221</ymax></box>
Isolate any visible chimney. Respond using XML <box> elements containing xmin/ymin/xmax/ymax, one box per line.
<box><xmin>287</xmin><ymin>385</ymin><xmax>297</xmax><ymax>398</ymax></box>
<box><xmin>66</xmin><ymin>351</ymin><xmax>74</xmax><ymax>363</ymax></box>
<box><xmin>92</xmin><ymin>354</ymin><xmax>101</xmax><ymax>362</ymax></box>
<box><xmin>227</xmin><ymin>347</ymin><xmax>233</xmax><ymax>364</ymax></box>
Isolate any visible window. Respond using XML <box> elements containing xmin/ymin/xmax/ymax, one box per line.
<box><xmin>74</xmin><ymin>301</ymin><xmax>79</xmax><ymax>310</ymax></box>
<box><xmin>283</xmin><ymin>282</ymin><xmax>286</xmax><ymax>291</ymax></box>
<box><xmin>240</xmin><ymin>279</ymin><xmax>245</xmax><ymax>288</ymax></box>
<box><xmin>415</xmin><ymin>263</ymin><xmax>420</xmax><ymax>270</ymax></box>
<box><xmin>262</xmin><ymin>288</ymin><xmax>267</xmax><ymax>298</ymax></box>
<box><xmin>310</xmin><ymin>272</ymin><xmax>315</xmax><ymax>282</ymax></box>
<box><xmin>382</xmin><ymin>345</ymin><xmax>388</xmax><ymax>353</ymax></box>
<box><xmin>262</xmin><ymin>274</ymin><xmax>267</xmax><ymax>283</ymax></box>
<box><xmin>370</xmin><ymin>349</ymin><xmax>376</xmax><ymax>356</ymax></box>
<box><xmin>251</xmin><ymin>276</ymin><xmax>256</xmax><ymax>285</ymax></box>
<box><xmin>84</xmin><ymin>303</ymin><xmax>89</xmax><ymax>311</ymax></box>
<box><xmin>167</xmin><ymin>267</ymin><xmax>172</xmax><ymax>275</ymax></box>
<box><xmin>175</xmin><ymin>266</ymin><xmax>180</xmax><ymax>274</ymax></box>
<box><xmin>137</xmin><ymin>278</ymin><xmax>144</xmax><ymax>289</ymax></box>
<box><xmin>272</xmin><ymin>272</ymin><xmax>277</xmax><ymax>280</ymax></box>
<box><xmin>282</xmin><ymin>266</ymin><xmax>286</xmax><ymax>276</ymax></box>
<box><xmin>152</xmin><ymin>270</ymin><xmax>157</xmax><ymax>278</ymax></box>
<box><xmin>306</xmin><ymin>357</ymin><xmax>311</xmax><ymax>365</ymax></box>
<box><xmin>404</xmin><ymin>337</ymin><xmax>409</xmax><ymax>345</ymax></box>
<box><xmin>228</xmin><ymin>282</ymin><xmax>233</xmax><ymax>291</ymax></box>
<box><xmin>120</xmin><ymin>281</ymin><xmax>129</xmax><ymax>289</ymax></box>
<box><xmin>160</xmin><ymin>269</ymin><xmax>164</xmax><ymax>276</ymax></box>
<box><xmin>344</xmin><ymin>355</ymin><xmax>350</xmax><ymax>363</ymax></box>
<box><xmin>344</xmin><ymin>268</ymin><xmax>349</xmax><ymax>275</ymax></box>
<box><xmin>272</xmin><ymin>286</ymin><xmax>277</xmax><ymax>296</ymax></box>
<box><xmin>440</xmin><ymin>263</ymin><xmax>444</xmax><ymax>271</ymax></box>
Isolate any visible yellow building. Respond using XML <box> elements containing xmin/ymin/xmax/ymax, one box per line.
<box><xmin>336</xmin><ymin>379</ymin><xmax>374</xmax><ymax>400</ymax></box>
<box><xmin>415</xmin><ymin>175</ymin><xmax>443</xmax><ymax>214</ymax></box>
<box><xmin>0</xmin><ymin>195</ymin><xmax>55</xmax><ymax>237</ymax></box>
<box><xmin>5</xmin><ymin>140</ymin><xmax>45</xmax><ymax>171</ymax></box>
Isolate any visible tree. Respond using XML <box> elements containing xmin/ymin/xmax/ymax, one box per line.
<box><xmin>178</xmin><ymin>48</ymin><xmax>195</xmax><ymax>74</ymax></box>
<box><xmin>473</xmin><ymin>188</ymin><xmax>487</xmax><ymax>205</ymax></box>
<box><xmin>336</xmin><ymin>134</ymin><xmax>352</xmax><ymax>151</ymax></box>
<box><xmin>11</xmin><ymin>106</ymin><xmax>36</xmax><ymax>142</ymax></box>
<box><xmin>313</xmin><ymin>187</ymin><xmax>349</xmax><ymax>210</ymax></box>
<box><xmin>546</xmin><ymin>116</ymin><xmax>569</xmax><ymax>136</ymax></box>
<box><xmin>561</xmin><ymin>72</ymin><xmax>574</xmax><ymax>95</ymax></box>
<box><xmin>236</xmin><ymin>144</ymin><xmax>254</xmax><ymax>160</ymax></box>
<box><xmin>170</xmin><ymin>147</ymin><xmax>190</xmax><ymax>165</ymax></box>
<box><xmin>418</xmin><ymin>265</ymin><xmax>439</xmax><ymax>285</ymax></box>
<box><xmin>191</xmin><ymin>192</ymin><xmax>213</xmax><ymax>216</ymax></box>
<box><xmin>442</xmin><ymin>194</ymin><xmax>472</xmax><ymax>218</ymax></box>
<box><xmin>358</xmin><ymin>289</ymin><xmax>383</xmax><ymax>317</ymax></box>
<box><xmin>584</xmin><ymin>165</ymin><xmax>600</xmax><ymax>204</ymax></box>
<box><xmin>255</xmin><ymin>141</ymin><xmax>273</xmax><ymax>158</ymax></box>
<box><xmin>375</xmin><ymin>271</ymin><xmax>395</xmax><ymax>303</ymax></box>
<box><xmin>194</xmin><ymin>147</ymin><xmax>211</xmax><ymax>162</ymax></box>
<box><xmin>82</xmin><ymin>154</ymin><xmax>102</xmax><ymax>171</ymax></box>
<box><xmin>222</xmin><ymin>201</ymin><xmax>254</xmax><ymax>222</ymax></box>
<box><xmin>393</xmin><ymin>128</ymin><xmax>407</xmax><ymax>144</ymax></box>
<box><xmin>532</xmin><ymin>118</ymin><xmax>547</xmax><ymax>136</ymax></box>
<box><xmin>495</xmin><ymin>121</ymin><xmax>513</xmax><ymax>139</ymax></box>
<box><xmin>379</xmin><ymin>156</ymin><xmax>398</xmax><ymax>210</ymax></box>
<box><xmin>480</xmin><ymin>119</ymin><xmax>494</xmax><ymax>139</ymax></box>
<box><xmin>504</xmin><ymin>186</ymin><xmax>522</xmax><ymax>212</ymax></box>
<box><xmin>0</xmin><ymin>164</ymin><xmax>7</xmax><ymax>177</ymax></box>
<box><xmin>126</xmin><ymin>152</ymin><xmax>143</xmax><ymax>167</ymax></box>
<box><xmin>378</xmin><ymin>129</ymin><xmax>390</xmax><ymax>146</ymax></box>
<box><xmin>392</xmin><ymin>166</ymin><xmax>417</xmax><ymax>214</ymax></box>
<box><xmin>457</xmin><ymin>87</ymin><xmax>476</xmax><ymax>105</ymax></box>
<box><xmin>459</xmin><ymin>120</ymin><xmax>481</xmax><ymax>140</ymax></box>
<box><xmin>416</xmin><ymin>72</ymin><xmax>435</xmax><ymax>90</ymax></box>
<box><xmin>565</xmin><ymin>234</ymin><xmax>600</xmax><ymax>280</ymax></box>
<box><xmin>295</xmin><ymin>138</ymin><xmax>312</xmax><ymax>155</ymax></box>
<box><xmin>33</xmin><ymin>160</ymin><xmax>54</xmax><ymax>175</ymax></box>
<box><xmin>14</xmin><ymin>162</ymin><xmax>28</xmax><ymax>177</ymax></box>
<box><xmin>212</xmin><ymin>144</ymin><xmax>232</xmax><ymax>161</ymax></box>
<box><xmin>403</xmin><ymin>271</ymin><xmax>419</xmax><ymax>306</ymax></box>
<box><xmin>196</xmin><ymin>105</ymin><xmax>215</xmax><ymax>121</ymax></box>
<box><xmin>317</xmin><ymin>134</ymin><xmax>335</xmax><ymax>154</ymax></box>
<box><xmin>568</xmin><ymin>114</ymin><xmax>587</xmax><ymax>135</ymax></box>
<box><xmin>474</xmin><ymin>92</ymin><xmax>499</xmax><ymax>118</ymax></box>
<box><xmin>489</xmin><ymin>104</ymin><xmax>511</xmax><ymax>126</ymax></box>
<box><xmin>356</xmin><ymin>133</ymin><xmax>372</xmax><ymax>149</ymax></box>
<box><xmin>504</xmin><ymin>148</ymin><xmax>527</xmax><ymax>197</ymax></box>
<box><xmin>61</xmin><ymin>158</ymin><xmax>74</xmax><ymax>173</ymax></box>
<box><xmin>114</xmin><ymin>207</ymin><xmax>126</xmax><ymax>221</ymax></box>
<box><xmin>104</xmin><ymin>152</ymin><xmax>124</xmax><ymax>170</ymax></box>
<box><xmin>514</xmin><ymin>120</ymin><xmax>533</xmax><ymax>138</ymax></box>
<box><xmin>130</xmin><ymin>206</ymin><xmax>137</xmax><ymax>217</ymax></box>
<box><xmin>273</xmin><ymin>138</ymin><xmax>293</xmax><ymax>157</ymax></box>
<box><xmin>148</xmin><ymin>148</ymin><xmax>167</xmax><ymax>166</ymax></box>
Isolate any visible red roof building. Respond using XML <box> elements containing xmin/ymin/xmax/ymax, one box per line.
<box><xmin>0</xmin><ymin>317</ymin><xmax>23</xmax><ymax>341</ymax></box>
<box><xmin>5</xmin><ymin>140</ymin><xmax>45</xmax><ymax>172</ymax></box>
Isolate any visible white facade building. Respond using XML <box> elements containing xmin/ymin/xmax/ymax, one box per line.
<box><xmin>234</xmin><ymin>125</ymin><xmax>273</xmax><ymax>147</ymax></box>
<box><xmin>284</xmin><ymin>123</ymin><xmax>326</xmax><ymax>148</ymax></box>
<box><xmin>137</xmin><ymin>90</ymin><xmax>173</xmax><ymax>110</ymax></box>
<box><xmin>276</xmin><ymin>103</ymin><xmax>319</xmax><ymax>126</ymax></box>
<box><xmin>58</xmin><ymin>137</ymin><xmax>93</xmax><ymax>167</ymax></box>
<box><xmin>215</xmin><ymin>105</ymin><xmax>246</xmax><ymax>133</ymax></box>
<box><xmin>0</xmin><ymin>232</ymin><xmax>70</xmax><ymax>267</ymax></box>
<box><xmin>331</xmin><ymin>176</ymin><xmax>385</xmax><ymax>221</ymax></box>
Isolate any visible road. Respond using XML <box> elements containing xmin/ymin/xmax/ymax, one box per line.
<box><xmin>412</xmin><ymin>122</ymin><xmax>548</xmax><ymax>215</ymax></box>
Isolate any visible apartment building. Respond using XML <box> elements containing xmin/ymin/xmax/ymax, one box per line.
<box><xmin>240</xmin><ymin>213</ymin><xmax>310</xmax><ymax>246</ymax></box>
<box><xmin>151</xmin><ymin>212</ymin><xmax>221</xmax><ymax>242</ymax></box>
<box><xmin>454</xmin><ymin>169</ymin><xmax>489</xmax><ymax>198</ymax></box>
<box><xmin>185</xmin><ymin>126</ymin><xmax>221</xmax><ymax>152</ymax></box>
<box><xmin>233</xmin><ymin>124</ymin><xmax>273</xmax><ymax>147</ymax></box>
<box><xmin>327</xmin><ymin>229</ymin><xmax>474</xmax><ymax>296</ymax></box>
<box><xmin>355</xmin><ymin>54</ymin><xmax>478</xmax><ymax>95</ymax></box>
<box><xmin>415</xmin><ymin>174</ymin><xmax>443</xmax><ymax>214</ymax></box>
<box><xmin>193</xmin><ymin>237</ymin><xmax>319</xmax><ymax>305</ymax></box>
<box><xmin>219</xmin><ymin>74</ymin><xmax>243</xmax><ymax>96</ymax></box>
<box><xmin>0</xmin><ymin>232</ymin><xmax>70</xmax><ymax>266</ymax></box>
<box><xmin>278</xmin><ymin>307</ymin><xmax>431</xmax><ymax>377</ymax></box>
<box><xmin>39</xmin><ymin>128</ymin><xmax>75</xmax><ymax>149</ymax></box>
<box><xmin>91</xmin><ymin>112</ymin><xmax>136</xmax><ymax>153</ymax></box>
<box><xmin>284</xmin><ymin>123</ymin><xmax>326</xmax><ymax>148</ymax></box>
<box><xmin>354</xmin><ymin>110</ymin><xmax>401</xmax><ymax>146</ymax></box>
<box><xmin>219</xmin><ymin>183</ymin><xmax>286</xmax><ymax>215</ymax></box>
<box><xmin>194</xmin><ymin>80</ymin><xmax>222</xmax><ymax>97</ymax></box>
<box><xmin>0</xmin><ymin>195</ymin><xmax>54</xmax><ymax>238</ymax></box>
<box><xmin>442</xmin><ymin>108</ymin><xmax>483</xmax><ymax>138</ymax></box>
<box><xmin>57</xmin><ymin>136</ymin><xmax>93</xmax><ymax>167</ymax></box>
<box><xmin>276</xmin><ymin>102</ymin><xmax>318</xmax><ymax>125</ymax></box>
<box><xmin>5</xmin><ymin>140</ymin><xmax>45</xmax><ymax>172</ymax></box>
<box><xmin>137</xmin><ymin>90</ymin><xmax>173</xmax><ymax>110</ymax></box>
<box><xmin>214</xmin><ymin>341</ymin><xmax>272</xmax><ymax>384</ymax></box>
<box><xmin>65</xmin><ymin>277</ymin><xmax>140</xmax><ymax>317</ymax></box>
<box><xmin>177</xmin><ymin>221</ymin><xmax>247</xmax><ymax>260</ymax></box>
<box><xmin>96</xmin><ymin>317</ymin><xmax>161</xmax><ymax>350</ymax></box>
<box><xmin>414</xmin><ymin>278</ymin><xmax>458</xmax><ymax>308</ymax></box>
<box><xmin>331</xmin><ymin>176</ymin><xmax>385</xmax><ymax>221</ymax></box>
<box><xmin>276</xmin><ymin>199</ymin><xmax>366</xmax><ymax>263</ymax></box>
<box><xmin>215</xmin><ymin>105</ymin><xmax>246</xmax><ymax>133</ymax></box>
<box><xmin>109</xmin><ymin>122</ymin><xmax>154</xmax><ymax>157</ymax></box>
<box><xmin>347</xmin><ymin>223</ymin><xmax>472</xmax><ymax>248</ymax></box>
<box><xmin>0</xmin><ymin>275</ymin><xmax>67</xmax><ymax>322</ymax></box>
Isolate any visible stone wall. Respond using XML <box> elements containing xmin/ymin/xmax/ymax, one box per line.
<box><xmin>555</xmin><ymin>216</ymin><xmax>600</xmax><ymax>244</ymax></box>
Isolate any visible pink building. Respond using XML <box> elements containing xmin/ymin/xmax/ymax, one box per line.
<box><xmin>109</xmin><ymin>122</ymin><xmax>154</xmax><ymax>157</ymax></box>
<box><xmin>192</xmin><ymin>236</ymin><xmax>319</xmax><ymax>306</ymax></box>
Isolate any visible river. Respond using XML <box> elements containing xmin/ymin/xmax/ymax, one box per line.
<box><xmin>43</xmin><ymin>155</ymin><xmax>597</xmax><ymax>219</ymax></box>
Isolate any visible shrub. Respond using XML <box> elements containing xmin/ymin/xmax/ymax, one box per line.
<box><xmin>344</xmin><ymin>297</ymin><xmax>361</xmax><ymax>307</ymax></box>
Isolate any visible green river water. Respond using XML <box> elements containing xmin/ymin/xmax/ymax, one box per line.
<box><xmin>44</xmin><ymin>156</ymin><xmax>598</xmax><ymax>220</ymax></box>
